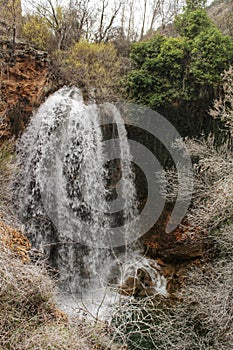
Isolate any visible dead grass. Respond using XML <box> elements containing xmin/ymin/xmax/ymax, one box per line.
<box><xmin>0</xmin><ymin>242</ymin><xmax>58</xmax><ymax>348</ymax></box>
<box><xmin>0</xmin><ymin>219</ymin><xmax>31</xmax><ymax>262</ymax></box>
<box><xmin>0</xmin><ymin>239</ymin><xmax>125</xmax><ymax>350</ymax></box>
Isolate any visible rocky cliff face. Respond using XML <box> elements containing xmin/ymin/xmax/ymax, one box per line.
<box><xmin>0</xmin><ymin>38</ymin><xmax>53</xmax><ymax>144</ymax></box>
<box><xmin>208</xmin><ymin>0</ymin><xmax>233</xmax><ymax>36</ymax></box>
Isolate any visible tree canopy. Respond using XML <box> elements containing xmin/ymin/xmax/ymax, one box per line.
<box><xmin>125</xmin><ymin>5</ymin><xmax>233</xmax><ymax>137</ymax></box>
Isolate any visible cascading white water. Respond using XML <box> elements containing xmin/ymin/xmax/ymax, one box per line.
<box><xmin>16</xmin><ymin>87</ymin><xmax>167</xmax><ymax>319</ymax></box>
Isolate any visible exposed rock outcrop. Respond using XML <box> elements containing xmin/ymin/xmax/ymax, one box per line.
<box><xmin>207</xmin><ymin>0</ymin><xmax>233</xmax><ymax>36</ymax></box>
<box><xmin>140</xmin><ymin>205</ymin><xmax>217</xmax><ymax>293</ymax></box>
<box><xmin>0</xmin><ymin>20</ymin><xmax>11</xmax><ymax>38</ymax></box>
<box><xmin>0</xmin><ymin>39</ymin><xmax>53</xmax><ymax>144</ymax></box>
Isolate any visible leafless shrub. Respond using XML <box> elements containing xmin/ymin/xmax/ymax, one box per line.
<box><xmin>112</xmin><ymin>279</ymin><xmax>232</xmax><ymax>350</ymax></box>
<box><xmin>185</xmin><ymin>138</ymin><xmax>233</xmax><ymax>232</ymax></box>
<box><xmin>111</xmin><ymin>295</ymin><xmax>173</xmax><ymax>349</ymax></box>
<box><xmin>210</xmin><ymin>66</ymin><xmax>233</xmax><ymax>139</ymax></box>
<box><xmin>157</xmin><ymin>137</ymin><xmax>232</xmax><ymax>234</ymax></box>
<box><xmin>18</xmin><ymin>320</ymin><xmax>124</xmax><ymax>350</ymax></box>
<box><xmin>111</xmin><ymin>136</ymin><xmax>233</xmax><ymax>349</ymax></box>
<box><xmin>0</xmin><ymin>243</ymin><xmax>56</xmax><ymax>347</ymax></box>
<box><xmin>0</xmin><ymin>241</ymin><xmax>124</xmax><ymax>349</ymax></box>
<box><xmin>174</xmin><ymin>222</ymin><xmax>233</xmax><ymax>350</ymax></box>
<box><xmin>110</xmin><ymin>222</ymin><xmax>233</xmax><ymax>350</ymax></box>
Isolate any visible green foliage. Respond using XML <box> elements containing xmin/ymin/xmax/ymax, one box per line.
<box><xmin>52</xmin><ymin>41</ymin><xmax>122</xmax><ymax>101</ymax></box>
<box><xmin>175</xmin><ymin>9</ymin><xmax>213</xmax><ymax>38</ymax></box>
<box><xmin>0</xmin><ymin>0</ymin><xmax>22</xmax><ymax>25</ymax></box>
<box><xmin>127</xmin><ymin>36</ymin><xmax>189</xmax><ymax>106</ymax></box>
<box><xmin>185</xmin><ymin>0</ymin><xmax>207</xmax><ymax>11</ymax></box>
<box><xmin>22</xmin><ymin>15</ymin><xmax>52</xmax><ymax>50</ymax></box>
<box><xmin>190</xmin><ymin>26</ymin><xmax>233</xmax><ymax>84</ymax></box>
<box><xmin>126</xmin><ymin>7</ymin><xmax>233</xmax><ymax>137</ymax></box>
<box><xmin>130</xmin><ymin>35</ymin><xmax>166</xmax><ymax>67</ymax></box>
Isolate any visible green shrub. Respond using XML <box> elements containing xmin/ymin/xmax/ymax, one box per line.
<box><xmin>51</xmin><ymin>41</ymin><xmax>123</xmax><ymax>101</ymax></box>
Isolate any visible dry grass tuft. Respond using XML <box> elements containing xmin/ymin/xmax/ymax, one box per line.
<box><xmin>0</xmin><ymin>220</ymin><xmax>31</xmax><ymax>262</ymax></box>
<box><xmin>0</xmin><ymin>239</ymin><xmax>125</xmax><ymax>349</ymax></box>
<box><xmin>0</xmin><ymin>242</ymin><xmax>57</xmax><ymax>348</ymax></box>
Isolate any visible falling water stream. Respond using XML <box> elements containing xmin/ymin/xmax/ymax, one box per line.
<box><xmin>16</xmin><ymin>87</ymin><xmax>167</xmax><ymax>319</ymax></box>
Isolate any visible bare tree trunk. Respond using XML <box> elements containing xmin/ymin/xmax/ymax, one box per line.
<box><xmin>159</xmin><ymin>0</ymin><xmax>166</xmax><ymax>29</ymax></box>
<box><xmin>149</xmin><ymin>0</ymin><xmax>160</xmax><ymax>32</ymax></box>
<box><xmin>97</xmin><ymin>0</ymin><xmax>107</xmax><ymax>42</ymax></box>
<box><xmin>140</xmin><ymin>0</ymin><xmax>148</xmax><ymax>40</ymax></box>
<box><xmin>95</xmin><ymin>0</ymin><xmax>122</xmax><ymax>43</ymax></box>
<box><xmin>127</xmin><ymin>0</ymin><xmax>134</xmax><ymax>41</ymax></box>
<box><xmin>102</xmin><ymin>1</ymin><xmax>122</xmax><ymax>42</ymax></box>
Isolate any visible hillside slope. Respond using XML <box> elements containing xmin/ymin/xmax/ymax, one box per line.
<box><xmin>208</xmin><ymin>0</ymin><xmax>233</xmax><ymax>35</ymax></box>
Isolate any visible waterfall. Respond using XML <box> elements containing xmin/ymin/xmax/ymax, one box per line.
<box><xmin>15</xmin><ymin>87</ymin><xmax>167</xmax><ymax>318</ymax></box>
